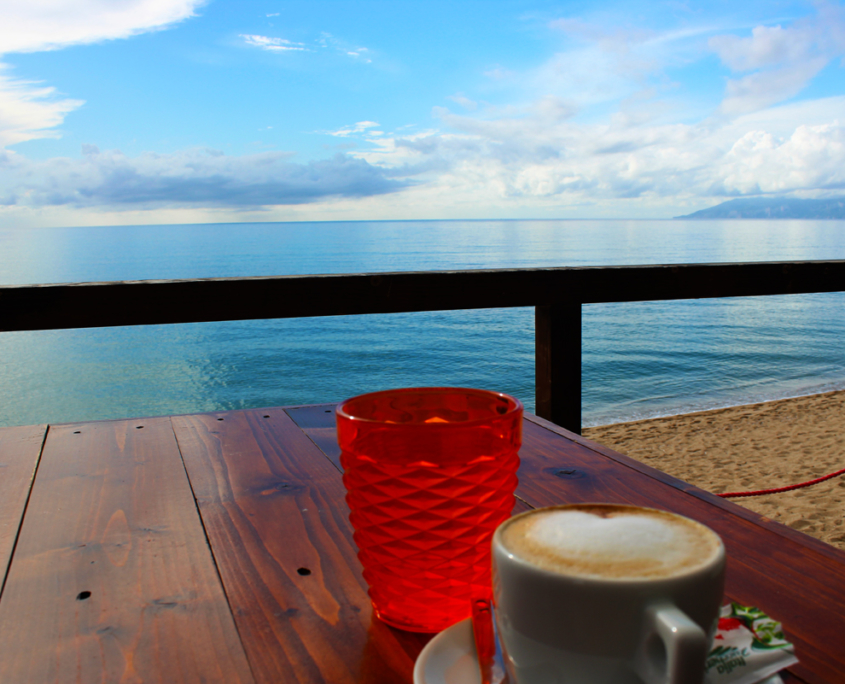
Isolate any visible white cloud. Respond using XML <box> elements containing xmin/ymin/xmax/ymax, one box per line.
<box><xmin>318</xmin><ymin>33</ymin><xmax>373</xmax><ymax>63</ymax></box>
<box><xmin>0</xmin><ymin>0</ymin><xmax>204</xmax><ymax>54</ymax></box>
<box><xmin>550</xmin><ymin>18</ymin><xmax>656</xmax><ymax>55</ymax></box>
<box><xmin>242</xmin><ymin>31</ymin><xmax>371</xmax><ymax>60</ymax></box>
<box><xmin>719</xmin><ymin>58</ymin><xmax>828</xmax><ymax>115</ymax></box>
<box><xmin>543</xmin><ymin>17</ymin><xmax>699</xmax><ymax>110</ymax></box>
<box><xmin>715</xmin><ymin>121</ymin><xmax>845</xmax><ymax>195</ymax></box>
<box><xmin>447</xmin><ymin>93</ymin><xmax>478</xmax><ymax>111</ymax></box>
<box><xmin>709</xmin><ymin>3</ymin><xmax>845</xmax><ymax>115</ymax></box>
<box><xmin>0</xmin><ymin>0</ymin><xmax>204</xmax><ymax>151</ymax></box>
<box><xmin>4</xmin><ymin>1</ymin><xmax>845</xmax><ymax>223</ymax></box>
<box><xmin>533</xmin><ymin>49</ymin><xmax>639</xmax><ymax>108</ymax></box>
<box><xmin>711</xmin><ymin>25</ymin><xmax>810</xmax><ymax>71</ymax></box>
<box><xmin>241</xmin><ymin>34</ymin><xmax>308</xmax><ymax>52</ymax></box>
<box><xmin>323</xmin><ymin>121</ymin><xmax>381</xmax><ymax>137</ymax></box>
<box><xmin>322</xmin><ymin>4</ymin><xmax>842</xmax><ymax>215</ymax></box>
<box><xmin>343</xmin><ymin>95</ymin><xmax>845</xmax><ymax>213</ymax></box>
<box><xmin>345</xmin><ymin>48</ymin><xmax>372</xmax><ymax>63</ymax></box>
<box><xmin>7</xmin><ymin>99</ymin><xmax>845</xmax><ymax>222</ymax></box>
<box><xmin>0</xmin><ymin>146</ymin><xmax>410</xmax><ymax>208</ymax></box>
<box><xmin>0</xmin><ymin>65</ymin><xmax>84</xmax><ymax>147</ymax></box>
<box><xmin>543</xmin><ymin>6</ymin><xmax>845</xmax><ymax>121</ymax></box>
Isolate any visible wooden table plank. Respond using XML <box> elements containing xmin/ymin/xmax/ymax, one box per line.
<box><xmin>0</xmin><ymin>417</ymin><xmax>255</xmax><ymax>684</ymax></box>
<box><xmin>285</xmin><ymin>404</ymin><xmax>344</xmax><ymax>470</ymax></box>
<box><xmin>0</xmin><ymin>424</ymin><xmax>46</xmax><ymax>594</ymax></box>
<box><xmin>517</xmin><ymin>417</ymin><xmax>844</xmax><ymax>684</ymax></box>
<box><xmin>175</xmin><ymin>407</ymin><xmax>531</xmax><ymax>684</ymax></box>
<box><xmin>173</xmin><ymin>407</ymin><xmax>432</xmax><ymax>684</ymax></box>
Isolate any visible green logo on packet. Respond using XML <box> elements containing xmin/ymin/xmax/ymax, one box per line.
<box><xmin>726</xmin><ymin>602</ymin><xmax>790</xmax><ymax>650</ymax></box>
<box><xmin>706</xmin><ymin>646</ymin><xmax>750</xmax><ymax>675</ymax></box>
<box><xmin>704</xmin><ymin>602</ymin><xmax>798</xmax><ymax>683</ymax></box>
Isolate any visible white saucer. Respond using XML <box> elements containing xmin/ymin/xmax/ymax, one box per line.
<box><xmin>414</xmin><ymin>618</ymin><xmax>480</xmax><ymax>684</ymax></box>
<box><xmin>413</xmin><ymin>621</ymin><xmax>786</xmax><ymax>684</ymax></box>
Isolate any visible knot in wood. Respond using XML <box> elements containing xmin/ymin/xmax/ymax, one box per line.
<box><xmin>258</xmin><ymin>480</ymin><xmax>303</xmax><ymax>497</ymax></box>
<box><xmin>547</xmin><ymin>467</ymin><xmax>583</xmax><ymax>479</ymax></box>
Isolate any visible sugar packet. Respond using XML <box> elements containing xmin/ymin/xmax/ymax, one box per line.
<box><xmin>704</xmin><ymin>602</ymin><xmax>798</xmax><ymax>684</ymax></box>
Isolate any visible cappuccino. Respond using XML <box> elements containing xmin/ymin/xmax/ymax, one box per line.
<box><xmin>500</xmin><ymin>504</ymin><xmax>722</xmax><ymax>580</ymax></box>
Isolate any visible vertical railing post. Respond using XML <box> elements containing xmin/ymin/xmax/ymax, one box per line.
<box><xmin>535</xmin><ymin>302</ymin><xmax>582</xmax><ymax>434</ymax></box>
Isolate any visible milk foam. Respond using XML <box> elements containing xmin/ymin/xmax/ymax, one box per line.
<box><xmin>501</xmin><ymin>506</ymin><xmax>721</xmax><ymax>580</ymax></box>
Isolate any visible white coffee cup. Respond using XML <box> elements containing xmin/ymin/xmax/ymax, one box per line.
<box><xmin>492</xmin><ymin>504</ymin><xmax>726</xmax><ymax>684</ymax></box>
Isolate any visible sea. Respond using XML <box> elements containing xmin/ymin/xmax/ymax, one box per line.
<box><xmin>1</xmin><ymin>219</ymin><xmax>844</xmax><ymax>429</ymax></box>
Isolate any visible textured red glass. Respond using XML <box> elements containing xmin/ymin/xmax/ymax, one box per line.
<box><xmin>337</xmin><ymin>388</ymin><xmax>522</xmax><ymax>633</ymax></box>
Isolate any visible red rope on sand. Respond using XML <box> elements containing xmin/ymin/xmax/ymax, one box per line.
<box><xmin>718</xmin><ymin>467</ymin><xmax>845</xmax><ymax>498</ymax></box>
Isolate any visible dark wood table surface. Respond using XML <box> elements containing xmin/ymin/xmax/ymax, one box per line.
<box><xmin>1</xmin><ymin>405</ymin><xmax>843</xmax><ymax>684</ymax></box>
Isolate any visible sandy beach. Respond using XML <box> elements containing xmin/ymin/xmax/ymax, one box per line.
<box><xmin>582</xmin><ymin>390</ymin><xmax>845</xmax><ymax>551</ymax></box>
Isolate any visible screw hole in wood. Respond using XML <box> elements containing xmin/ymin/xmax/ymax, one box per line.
<box><xmin>77</xmin><ymin>591</ymin><xmax>91</xmax><ymax>601</ymax></box>
<box><xmin>544</xmin><ymin>467</ymin><xmax>585</xmax><ymax>479</ymax></box>
<box><xmin>297</xmin><ymin>567</ymin><xmax>311</xmax><ymax>576</ymax></box>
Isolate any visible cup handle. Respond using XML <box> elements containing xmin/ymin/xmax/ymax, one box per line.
<box><xmin>635</xmin><ymin>604</ymin><xmax>709</xmax><ymax>684</ymax></box>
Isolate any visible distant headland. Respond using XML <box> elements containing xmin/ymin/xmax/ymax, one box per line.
<box><xmin>676</xmin><ymin>197</ymin><xmax>845</xmax><ymax>219</ymax></box>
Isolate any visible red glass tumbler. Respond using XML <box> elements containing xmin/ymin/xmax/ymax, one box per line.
<box><xmin>336</xmin><ymin>387</ymin><xmax>522</xmax><ymax>633</ymax></box>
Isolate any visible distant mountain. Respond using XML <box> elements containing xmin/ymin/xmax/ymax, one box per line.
<box><xmin>676</xmin><ymin>197</ymin><xmax>845</xmax><ymax>219</ymax></box>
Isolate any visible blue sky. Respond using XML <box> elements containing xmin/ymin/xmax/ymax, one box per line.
<box><xmin>1</xmin><ymin>0</ymin><xmax>844</xmax><ymax>226</ymax></box>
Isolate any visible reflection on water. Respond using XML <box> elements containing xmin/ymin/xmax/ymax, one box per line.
<box><xmin>1</xmin><ymin>220</ymin><xmax>844</xmax><ymax>427</ymax></box>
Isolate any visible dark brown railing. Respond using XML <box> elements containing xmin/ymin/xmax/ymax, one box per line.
<box><xmin>3</xmin><ymin>260</ymin><xmax>845</xmax><ymax>434</ymax></box>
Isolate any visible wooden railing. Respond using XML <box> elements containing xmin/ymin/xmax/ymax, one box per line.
<box><xmin>3</xmin><ymin>260</ymin><xmax>845</xmax><ymax>434</ymax></box>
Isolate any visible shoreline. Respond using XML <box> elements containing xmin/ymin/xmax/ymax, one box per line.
<box><xmin>582</xmin><ymin>390</ymin><xmax>845</xmax><ymax>550</ymax></box>
<box><xmin>582</xmin><ymin>384</ymin><xmax>845</xmax><ymax>430</ymax></box>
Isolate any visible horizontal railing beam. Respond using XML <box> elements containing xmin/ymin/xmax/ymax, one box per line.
<box><xmin>2</xmin><ymin>260</ymin><xmax>845</xmax><ymax>333</ymax></box>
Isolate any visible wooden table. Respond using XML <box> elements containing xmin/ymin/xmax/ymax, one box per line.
<box><xmin>1</xmin><ymin>406</ymin><xmax>843</xmax><ymax>684</ymax></box>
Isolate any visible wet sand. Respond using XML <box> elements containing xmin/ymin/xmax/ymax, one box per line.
<box><xmin>582</xmin><ymin>390</ymin><xmax>845</xmax><ymax>550</ymax></box>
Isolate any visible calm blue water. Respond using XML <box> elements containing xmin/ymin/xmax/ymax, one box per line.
<box><xmin>1</xmin><ymin>219</ymin><xmax>844</xmax><ymax>428</ymax></box>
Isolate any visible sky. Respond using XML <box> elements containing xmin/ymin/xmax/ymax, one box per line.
<box><xmin>1</xmin><ymin>0</ymin><xmax>844</xmax><ymax>227</ymax></box>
